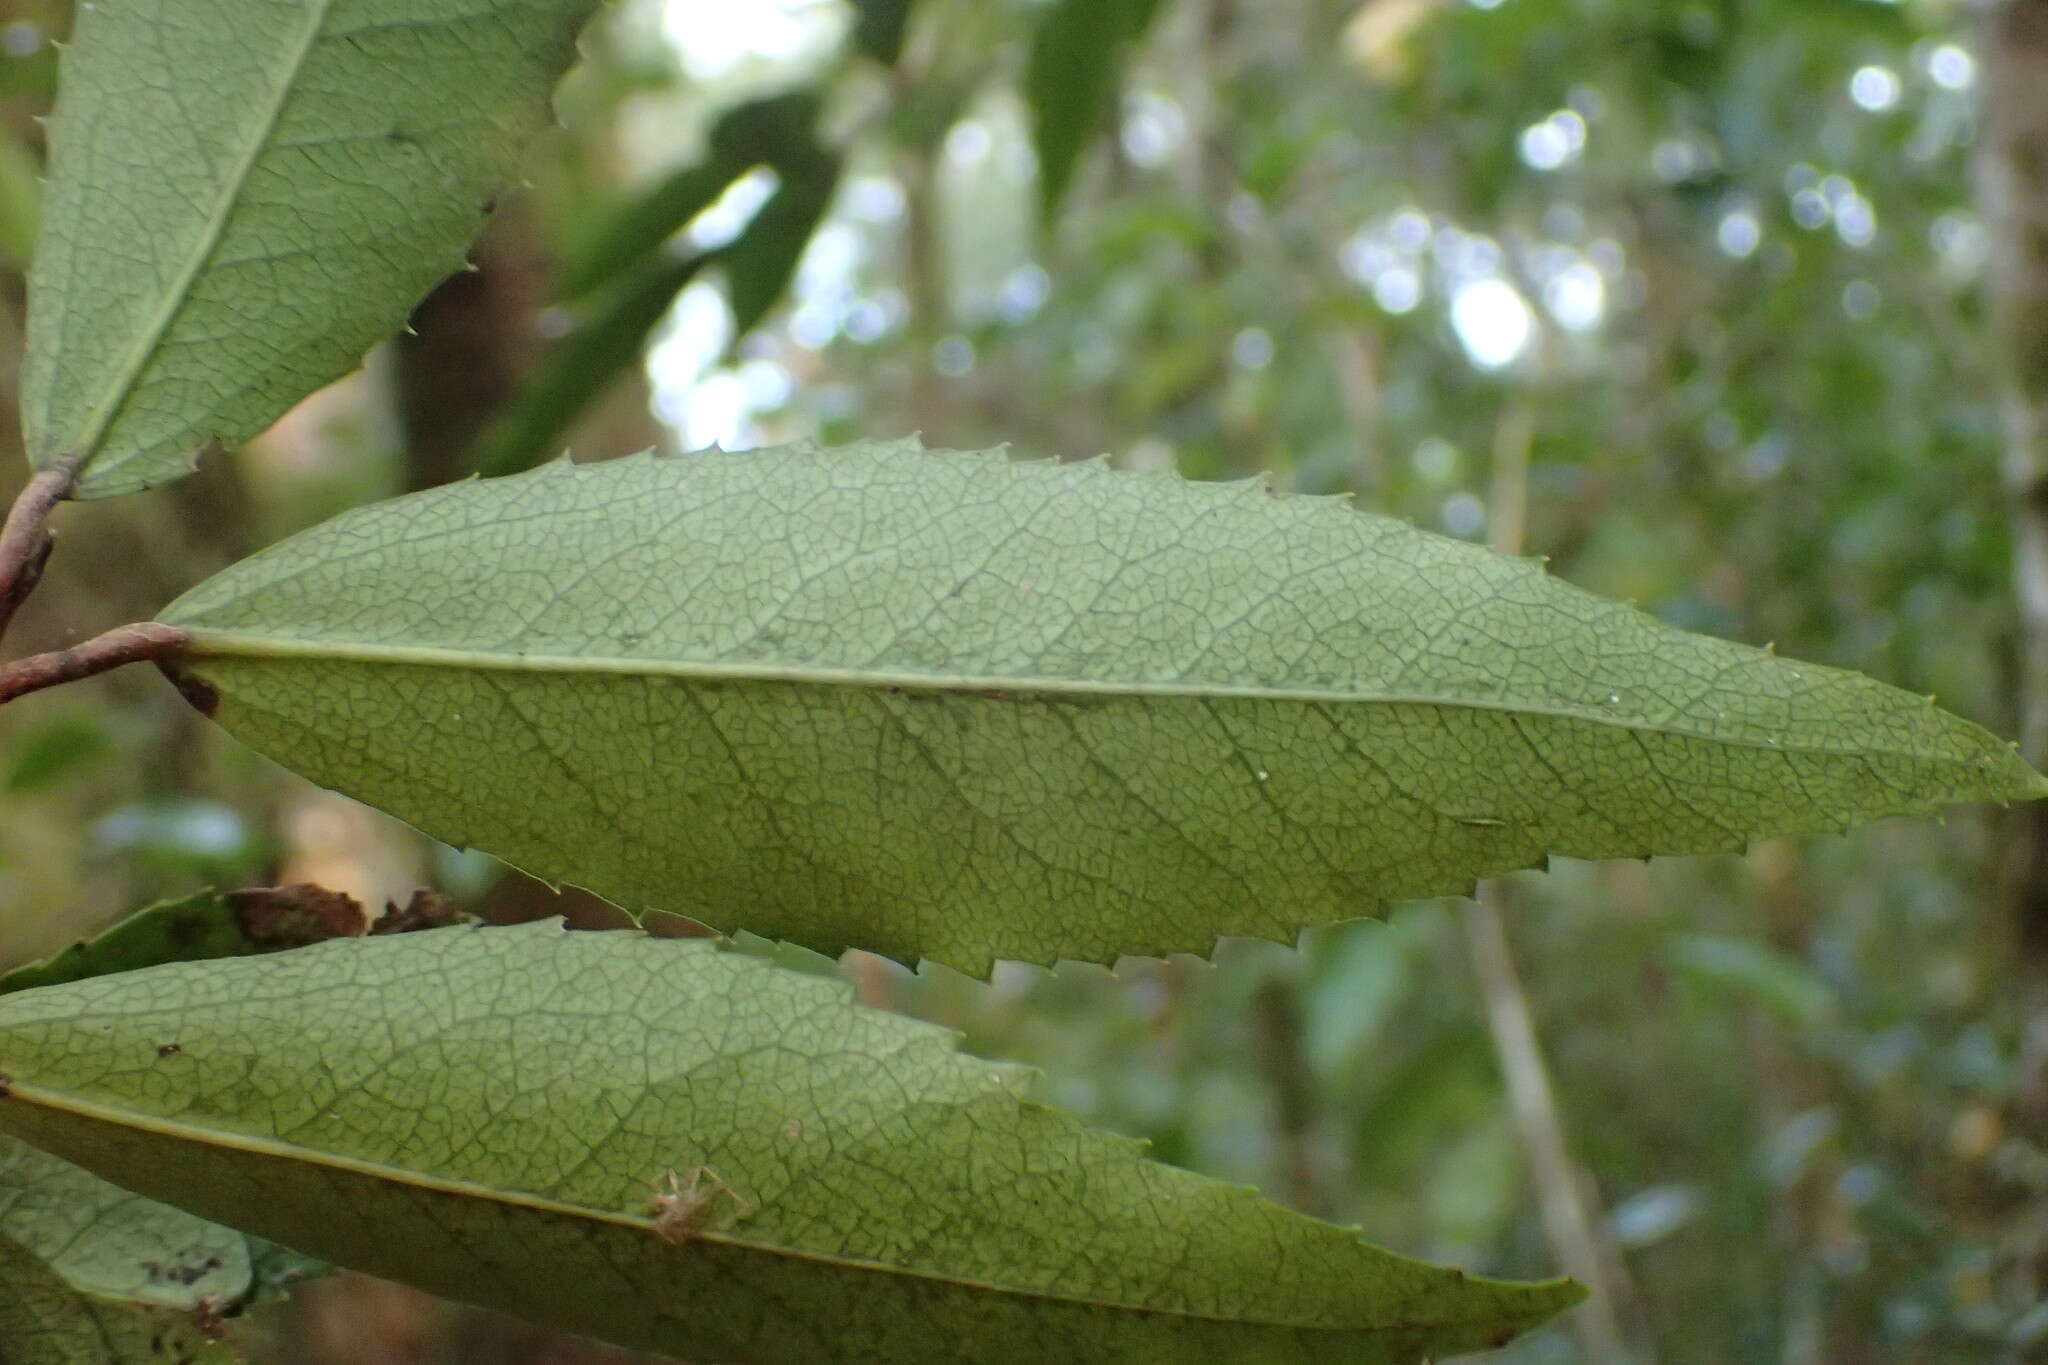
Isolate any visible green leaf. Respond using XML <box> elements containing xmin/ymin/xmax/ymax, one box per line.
<box><xmin>0</xmin><ymin>922</ymin><xmax>1579</xmax><ymax>1363</ymax></box>
<box><xmin>0</xmin><ymin>893</ymin><xmax>259</xmax><ymax>995</ymax></box>
<box><xmin>556</xmin><ymin>159</ymin><xmax>744</xmax><ymax>301</ymax></box>
<box><xmin>0</xmin><ymin>1136</ymin><xmax>254</xmax><ymax>1363</ymax></box>
<box><xmin>1661</xmin><ymin>933</ymin><xmax>1838</xmax><ymax>1028</ymax></box>
<box><xmin>470</xmin><ymin>252</ymin><xmax>712</xmax><ymax>478</ymax></box>
<box><xmin>558</xmin><ymin>91</ymin><xmax>821</xmax><ymax>301</ymax></box>
<box><xmin>724</xmin><ymin>151</ymin><xmax>842</xmax><ymax>337</ymax></box>
<box><xmin>155</xmin><ymin>439</ymin><xmax>2048</xmax><ymax>973</ymax></box>
<box><xmin>1026</xmin><ymin>0</ymin><xmax>1163</xmax><ymax>214</ymax></box>
<box><xmin>850</xmin><ymin>0</ymin><xmax>915</xmax><ymax>67</ymax></box>
<box><xmin>0</xmin><ymin>1234</ymin><xmax>238</xmax><ymax>1365</ymax></box>
<box><xmin>478</xmin><ymin>95</ymin><xmax>836</xmax><ymax>476</ymax></box>
<box><xmin>1</xmin><ymin>884</ymin><xmax>459</xmax><ymax>994</ymax></box>
<box><xmin>1</xmin><ymin>1136</ymin><xmax>250</xmax><ymax>1311</ymax></box>
<box><xmin>21</xmin><ymin>0</ymin><xmax>600</xmax><ymax>499</ymax></box>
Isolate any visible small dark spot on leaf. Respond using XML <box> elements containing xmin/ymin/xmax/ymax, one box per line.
<box><xmin>156</xmin><ymin>1042</ymin><xmax>181</xmax><ymax>1058</ymax></box>
<box><xmin>143</xmin><ymin>1254</ymin><xmax>223</xmax><ymax>1287</ymax></box>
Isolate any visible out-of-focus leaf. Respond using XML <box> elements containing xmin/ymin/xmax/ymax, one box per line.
<box><xmin>1025</xmin><ymin>0</ymin><xmax>1164</xmax><ymax>214</ymax></box>
<box><xmin>560</xmin><ymin>92</ymin><xmax>821</xmax><ymax>300</ymax></box>
<box><xmin>0</xmin><ymin>123</ymin><xmax>41</xmax><ymax>269</ymax></box>
<box><xmin>851</xmin><ymin>0</ymin><xmax>915</xmax><ymax>67</ymax></box>
<box><xmin>558</xmin><ymin>159</ymin><xmax>746</xmax><ymax>300</ymax></box>
<box><xmin>470</xmin><ymin>252</ymin><xmax>711</xmax><ymax>478</ymax></box>
<box><xmin>0</xmin><ymin>893</ymin><xmax>256</xmax><ymax>995</ymax></box>
<box><xmin>0</xmin><ymin>1134</ymin><xmax>285</xmax><ymax>1363</ymax></box>
<box><xmin>1</xmin><ymin>1136</ymin><xmax>249</xmax><ymax>1310</ymax></box>
<box><xmin>0</xmin><ymin>922</ymin><xmax>1581</xmax><ymax>1362</ymax></box>
<box><xmin>478</xmin><ymin>101</ymin><xmax>832</xmax><ymax>478</ymax></box>
<box><xmin>21</xmin><ymin>0</ymin><xmax>599</xmax><ymax>498</ymax></box>
<box><xmin>155</xmin><ymin>439</ymin><xmax>2048</xmax><ymax>973</ymax></box>
<box><xmin>0</xmin><ymin>1233</ymin><xmax>237</xmax><ymax>1365</ymax></box>
<box><xmin>1</xmin><ymin>885</ymin><xmax>456</xmax><ymax>994</ymax></box>
<box><xmin>1662</xmin><ymin>932</ymin><xmax>1838</xmax><ymax>1028</ymax></box>
<box><xmin>2</xmin><ymin>711</ymin><xmax>112</xmax><ymax>793</ymax></box>
<box><xmin>725</xmin><ymin>152</ymin><xmax>842</xmax><ymax>337</ymax></box>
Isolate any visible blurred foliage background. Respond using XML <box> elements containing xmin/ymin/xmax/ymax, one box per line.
<box><xmin>2</xmin><ymin>0</ymin><xmax>2046</xmax><ymax>1361</ymax></box>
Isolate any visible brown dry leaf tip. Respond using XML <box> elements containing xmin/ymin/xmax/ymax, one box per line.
<box><xmin>645</xmin><ymin>1166</ymin><xmax>751</xmax><ymax>1244</ymax></box>
<box><xmin>227</xmin><ymin>883</ymin><xmax>370</xmax><ymax>947</ymax></box>
<box><xmin>370</xmin><ymin>887</ymin><xmax>464</xmax><ymax>935</ymax></box>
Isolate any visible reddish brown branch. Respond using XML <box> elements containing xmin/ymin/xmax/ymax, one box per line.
<box><xmin>0</xmin><ymin>622</ymin><xmax>188</xmax><ymax>703</ymax></box>
<box><xmin>0</xmin><ymin>453</ymin><xmax>84</xmax><ymax>642</ymax></box>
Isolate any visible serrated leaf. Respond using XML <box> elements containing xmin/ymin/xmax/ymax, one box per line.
<box><xmin>0</xmin><ymin>922</ymin><xmax>1579</xmax><ymax>1363</ymax></box>
<box><xmin>21</xmin><ymin>0</ymin><xmax>599</xmax><ymax>498</ymax></box>
<box><xmin>0</xmin><ymin>1136</ymin><xmax>252</xmax><ymax>1363</ymax></box>
<box><xmin>155</xmin><ymin>439</ymin><xmax>2047</xmax><ymax>972</ymax></box>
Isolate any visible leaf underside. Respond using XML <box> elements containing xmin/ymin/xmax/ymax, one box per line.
<box><xmin>0</xmin><ymin>922</ymin><xmax>1580</xmax><ymax>1363</ymax></box>
<box><xmin>157</xmin><ymin>440</ymin><xmax>2046</xmax><ymax>972</ymax></box>
<box><xmin>0</xmin><ymin>1233</ymin><xmax>235</xmax><ymax>1365</ymax></box>
<box><xmin>0</xmin><ymin>1136</ymin><xmax>248</xmax><ymax>1365</ymax></box>
<box><xmin>21</xmin><ymin>0</ymin><xmax>598</xmax><ymax>498</ymax></box>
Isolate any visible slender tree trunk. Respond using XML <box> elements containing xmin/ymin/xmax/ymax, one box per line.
<box><xmin>1982</xmin><ymin>0</ymin><xmax>2048</xmax><ymax>1110</ymax></box>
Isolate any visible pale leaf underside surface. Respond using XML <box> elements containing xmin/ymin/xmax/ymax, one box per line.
<box><xmin>0</xmin><ymin>1235</ymin><xmax>235</xmax><ymax>1365</ymax></box>
<box><xmin>21</xmin><ymin>0</ymin><xmax>597</xmax><ymax>497</ymax></box>
<box><xmin>0</xmin><ymin>923</ymin><xmax>1580</xmax><ymax>1363</ymax></box>
<box><xmin>158</xmin><ymin>440</ymin><xmax>2048</xmax><ymax>971</ymax></box>
<box><xmin>0</xmin><ymin>1136</ymin><xmax>246</xmax><ymax>1364</ymax></box>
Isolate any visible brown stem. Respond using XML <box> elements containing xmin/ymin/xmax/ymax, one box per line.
<box><xmin>0</xmin><ymin>621</ymin><xmax>187</xmax><ymax>704</ymax></box>
<box><xmin>0</xmin><ymin>453</ymin><xmax>83</xmax><ymax>643</ymax></box>
<box><xmin>1462</xmin><ymin>888</ymin><xmax>1636</xmax><ymax>1364</ymax></box>
<box><xmin>1466</xmin><ymin>399</ymin><xmax>1645</xmax><ymax>1362</ymax></box>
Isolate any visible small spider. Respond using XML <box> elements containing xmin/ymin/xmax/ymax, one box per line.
<box><xmin>645</xmin><ymin>1165</ymin><xmax>749</xmax><ymax>1243</ymax></box>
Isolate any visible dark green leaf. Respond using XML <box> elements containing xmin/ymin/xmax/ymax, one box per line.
<box><xmin>1026</xmin><ymin>0</ymin><xmax>1164</xmax><ymax>215</ymax></box>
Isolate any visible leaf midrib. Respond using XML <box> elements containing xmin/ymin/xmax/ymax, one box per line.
<box><xmin>0</xmin><ymin>1080</ymin><xmax>1554</xmax><ymax>1333</ymax></box>
<box><xmin>64</xmin><ymin>0</ymin><xmax>333</xmax><ymax>468</ymax></box>
<box><xmin>175</xmin><ymin>627</ymin><xmax>1983</xmax><ymax>767</ymax></box>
